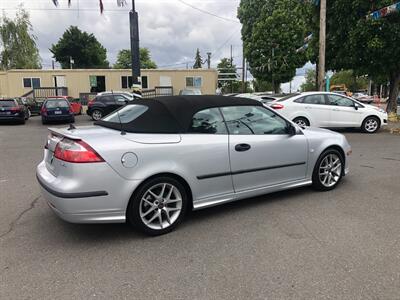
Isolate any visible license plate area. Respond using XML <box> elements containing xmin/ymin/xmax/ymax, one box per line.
<box><xmin>54</xmin><ymin>111</ymin><xmax>62</xmax><ymax>114</ymax></box>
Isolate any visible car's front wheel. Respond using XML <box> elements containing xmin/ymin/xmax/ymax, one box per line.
<box><xmin>91</xmin><ymin>109</ymin><xmax>103</xmax><ymax>121</ymax></box>
<box><xmin>361</xmin><ymin>116</ymin><xmax>380</xmax><ymax>133</ymax></box>
<box><xmin>293</xmin><ymin>117</ymin><xmax>310</xmax><ymax>127</ymax></box>
<box><xmin>128</xmin><ymin>177</ymin><xmax>188</xmax><ymax>235</ymax></box>
<box><xmin>312</xmin><ymin>149</ymin><xmax>344</xmax><ymax>191</ymax></box>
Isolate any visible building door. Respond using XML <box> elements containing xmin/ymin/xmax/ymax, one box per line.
<box><xmin>89</xmin><ymin>75</ymin><xmax>106</xmax><ymax>93</ymax></box>
<box><xmin>159</xmin><ymin>76</ymin><xmax>172</xmax><ymax>87</ymax></box>
<box><xmin>53</xmin><ymin>75</ymin><xmax>66</xmax><ymax>96</ymax></box>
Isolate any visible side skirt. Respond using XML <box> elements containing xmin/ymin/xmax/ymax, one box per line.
<box><xmin>193</xmin><ymin>179</ymin><xmax>312</xmax><ymax>210</ymax></box>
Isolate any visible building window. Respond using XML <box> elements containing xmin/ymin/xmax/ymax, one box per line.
<box><xmin>141</xmin><ymin>76</ymin><xmax>148</xmax><ymax>89</ymax></box>
<box><xmin>23</xmin><ymin>77</ymin><xmax>41</xmax><ymax>88</ymax></box>
<box><xmin>186</xmin><ymin>76</ymin><xmax>202</xmax><ymax>88</ymax></box>
<box><xmin>122</xmin><ymin>75</ymin><xmax>148</xmax><ymax>89</ymax></box>
<box><xmin>121</xmin><ymin>76</ymin><xmax>133</xmax><ymax>89</ymax></box>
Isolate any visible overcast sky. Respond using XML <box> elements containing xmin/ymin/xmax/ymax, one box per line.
<box><xmin>1</xmin><ymin>0</ymin><xmax>311</xmax><ymax>90</ymax></box>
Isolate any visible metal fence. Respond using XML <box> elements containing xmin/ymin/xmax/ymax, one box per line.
<box><xmin>142</xmin><ymin>86</ymin><xmax>173</xmax><ymax>99</ymax></box>
<box><xmin>34</xmin><ymin>87</ymin><xmax>68</xmax><ymax>99</ymax></box>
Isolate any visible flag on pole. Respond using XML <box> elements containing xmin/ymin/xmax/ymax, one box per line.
<box><xmin>99</xmin><ymin>0</ymin><xmax>104</xmax><ymax>13</ymax></box>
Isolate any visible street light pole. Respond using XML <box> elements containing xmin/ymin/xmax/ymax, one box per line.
<box><xmin>130</xmin><ymin>0</ymin><xmax>141</xmax><ymax>87</ymax></box>
<box><xmin>318</xmin><ymin>0</ymin><xmax>326</xmax><ymax>91</ymax></box>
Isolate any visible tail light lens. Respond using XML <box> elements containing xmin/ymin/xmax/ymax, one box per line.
<box><xmin>41</xmin><ymin>106</ymin><xmax>47</xmax><ymax>115</ymax></box>
<box><xmin>54</xmin><ymin>138</ymin><xmax>104</xmax><ymax>163</ymax></box>
<box><xmin>10</xmin><ymin>106</ymin><xmax>21</xmax><ymax>112</ymax></box>
<box><xmin>271</xmin><ymin>103</ymin><xmax>284</xmax><ymax>109</ymax></box>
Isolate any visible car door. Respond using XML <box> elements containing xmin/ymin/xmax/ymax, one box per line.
<box><xmin>326</xmin><ymin>94</ymin><xmax>363</xmax><ymax>127</ymax></box>
<box><xmin>296</xmin><ymin>94</ymin><xmax>331</xmax><ymax>127</ymax></box>
<box><xmin>182</xmin><ymin>108</ymin><xmax>234</xmax><ymax>204</ymax></box>
<box><xmin>101</xmin><ymin>95</ymin><xmax>120</xmax><ymax>115</ymax></box>
<box><xmin>220</xmin><ymin>105</ymin><xmax>308</xmax><ymax>193</ymax></box>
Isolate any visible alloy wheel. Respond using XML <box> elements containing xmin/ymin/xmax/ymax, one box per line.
<box><xmin>92</xmin><ymin>110</ymin><xmax>102</xmax><ymax>121</ymax></box>
<box><xmin>139</xmin><ymin>183</ymin><xmax>183</xmax><ymax>230</ymax></box>
<box><xmin>318</xmin><ymin>153</ymin><xmax>342</xmax><ymax>188</ymax></box>
<box><xmin>364</xmin><ymin>118</ymin><xmax>378</xmax><ymax>133</ymax></box>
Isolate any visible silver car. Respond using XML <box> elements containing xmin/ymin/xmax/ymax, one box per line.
<box><xmin>36</xmin><ymin>96</ymin><xmax>351</xmax><ymax>235</ymax></box>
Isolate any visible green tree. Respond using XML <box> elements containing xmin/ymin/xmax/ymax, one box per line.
<box><xmin>253</xmin><ymin>79</ymin><xmax>274</xmax><ymax>92</ymax></box>
<box><xmin>217</xmin><ymin>57</ymin><xmax>238</xmax><ymax>93</ymax></box>
<box><xmin>308</xmin><ymin>1</ymin><xmax>400</xmax><ymax>115</ymax></box>
<box><xmin>193</xmin><ymin>48</ymin><xmax>202</xmax><ymax>69</ymax></box>
<box><xmin>0</xmin><ymin>8</ymin><xmax>41</xmax><ymax>69</ymax></box>
<box><xmin>300</xmin><ymin>69</ymin><xmax>316</xmax><ymax>92</ymax></box>
<box><xmin>238</xmin><ymin>0</ymin><xmax>308</xmax><ymax>93</ymax></box>
<box><xmin>330</xmin><ymin>70</ymin><xmax>368</xmax><ymax>92</ymax></box>
<box><xmin>113</xmin><ymin>48</ymin><xmax>157</xmax><ymax>69</ymax></box>
<box><xmin>50</xmin><ymin>26</ymin><xmax>108</xmax><ymax>69</ymax></box>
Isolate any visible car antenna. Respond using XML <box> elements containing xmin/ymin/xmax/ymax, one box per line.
<box><xmin>112</xmin><ymin>90</ymin><xmax>126</xmax><ymax>135</ymax></box>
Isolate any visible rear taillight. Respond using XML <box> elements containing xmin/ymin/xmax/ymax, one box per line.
<box><xmin>10</xmin><ymin>106</ymin><xmax>21</xmax><ymax>112</ymax></box>
<box><xmin>271</xmin><ymin>103</ymin><xmax>284</xmax><ymax>109</ymax></box>
<box><xmin>54</xmin><ymin>138</ymin><xmax>104</xmax><ymax>163</ymax></box>
<box><xmin>41</xmin><ymin>106</ymin><xmax>47</xmax><ymax>115</ymax></box>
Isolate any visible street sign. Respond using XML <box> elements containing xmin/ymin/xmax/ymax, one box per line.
<box><xmin>89</xmin><ymin>76</ymin><xmax>97</xmax><ymax>87</ymax></box>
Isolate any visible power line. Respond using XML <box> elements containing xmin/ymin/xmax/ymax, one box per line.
<box><xmin>176</xmin><ymin>0</ymin><xmax>240</xmax><ymax>23</ymax></box>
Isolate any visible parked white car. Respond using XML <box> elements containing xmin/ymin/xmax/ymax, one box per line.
<box><xmin>268</xmin><ymin>92</ymin><xmax>388</xmax><ymax>133</ymax></box>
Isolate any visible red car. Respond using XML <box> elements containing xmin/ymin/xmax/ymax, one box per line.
<box><xmin>46</xmin><ymin>96</ymin><xmax>82</xmax><ymax>115</ymax></box>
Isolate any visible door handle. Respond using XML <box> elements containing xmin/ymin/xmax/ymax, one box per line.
<box><xmin>235</xmin><ymin>143</ymin><xmax>251</xmax><ymax>152</ymax></box>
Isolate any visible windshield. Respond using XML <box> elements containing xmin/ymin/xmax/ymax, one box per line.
<box><xmin>102</xmin><ymin>104</ymin><xmax>148</xmax><ymax>123</ymax></box>
<box><xmin>0</xmin><ymin>100</ymin><xmax>17</xmax><ymax>107</ymax></box>
<box><xmin>45</xmin><ymin>100</ymin><xmax>69</xmax><ymax>108</ymax></box>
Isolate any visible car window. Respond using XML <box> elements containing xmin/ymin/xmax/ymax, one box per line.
<box><xmin>114</xmin><ymin>95</ymin><xmax>128</xmax><ymax>103</ymax></box>
<box><xmin>302</xmin><ymin>95</ymin><xmax>326</xmax><ymax>105</ymax></box>
<box><xmin>293</xmin><ymin>97</ymin><xmax>304</xmax><ymax>103</ymax></box>
<box><xmin>45</xmin><ymin>100</ymin><xmax>69</xmax><ymax>108</ymax></box>
<box><xmin>102</xmin><ymin>105</ymin><xmax>148</xmax><ymax>123</ymax></box>
<box><xmin>99</xmin><ymin>96</ymin><xmax>113</xmax><ymax>103</ymax></box>
<box><xmin>221</xmin><ymin>106</ymin><xmax>288</xmax><ymax>135</ymax></box>
<box><xmin>328</xmin><ymin>95</ymin><xmax>354</xmax><ymax>107</ymax></box>
<box><xmin>188</xmin><ymin>108</ymin><xmax>227</xmax><ymax>134</ymax></box>
<box><xmin>0</xmin><ymin>100</ymin><xmax>17</xmax><ymax>107</ymax></box>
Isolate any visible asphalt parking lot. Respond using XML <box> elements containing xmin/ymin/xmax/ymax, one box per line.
<box><xmin>1</xmin><ymin>115</ymin><xmax>400</xmax><ymax>299</ymax></box>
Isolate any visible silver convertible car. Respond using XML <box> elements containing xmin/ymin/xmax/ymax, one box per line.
<box><xmin>36</xmin><ymin>96</ymin><xmax>352</xmax><ymax>235</ymax></box>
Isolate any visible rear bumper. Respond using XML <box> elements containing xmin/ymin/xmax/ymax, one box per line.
<box><xmin>36</xmin><ymin>160</ymin><xmax>141</xmax><ymax>223</ymax></box>
<box><xmin>0</xmin><ymin>114</ymin><xmax>24</xmax><ymax>121</ymax></box>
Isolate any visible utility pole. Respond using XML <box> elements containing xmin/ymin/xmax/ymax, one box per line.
<box><xmin>242</xmin><ymin>44</ymin><xmax>246</xmax><ymax>93</ymax></box>
<box><xmin>230</xmin><ymin>45</ymin><xmax>233</xmax><ymax>93</ymax></box>
<box><xmin>130</xmin><ymin>0</ymin><xmax>141</xmax><ymax>87</ymax></box>
<box><xmin>318</xmin><ymin>0</ymin><xmax>326</xmax><ymax>91</ymax></box>
<box><xmin>207</xmin><ymin>52</ymin><xmax>211</xmax><ymax>69</ymax></box>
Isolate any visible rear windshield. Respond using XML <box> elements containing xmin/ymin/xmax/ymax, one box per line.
<box><xmin>0</xmin><ymin>100</ymin><xmax>16</xmax><ymax>107</ymax></box>
<box><xmin>45</xmin><ymin>100</ymin><xmax>69</xmax><ymax>108</ymax></box>
<box><xmin>102</xmin><ymin>104</ymin><xmax>148</xmax><ymax>123</ymax></box>
<box><xmin>277</xmin><ymin>94</ymin><xmax>300</xmax><ymax>102</ymax></box>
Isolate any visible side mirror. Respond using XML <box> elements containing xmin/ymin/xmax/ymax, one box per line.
<box><xmin>287</xmin><ymin>124</ymin><xmax>297</xmax><ymax>136</ymax></box>
<box><xmin>354</xmin><ymin>103</ymin><xmax>359</xmax><ymax>110</ymax></box>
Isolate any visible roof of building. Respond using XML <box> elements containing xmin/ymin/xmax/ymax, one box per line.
<box><xmin>95</xmin><ymin>95</ymin><xmax>262</xmax><ymax>134</ymax></box>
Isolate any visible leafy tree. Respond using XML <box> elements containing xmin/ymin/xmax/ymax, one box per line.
<box><xmin>238</xmin><ymin>0</ymin><xmax>308</xmax><ymax>93</ymax></box>
<box><xmin>0</xmin><ymin>8</ymin><xmax>41</xmax><ymax>69</ymax></box>
<box><xmin>253</xmin><ymin>79</ymin><xmax>274</xmax><ymax>92</ymax></box>
<box><xmin>193</xmin><ymin>48</ymin><xmax>202</xmax><ymax>69</ymax></box>
<box><xmin>217</xmin><ymin>57</ymin><xmax>237</xmax><ymax>93</ymax></box>
<box><xmin>307</xmin><ymin>1</ymin><xmax>400</xmax><ymax>115</ymax></box>
<box><xmin>50</xmin><ymin>26</ymin><xmax>109</xmax><ymax>69</ymax></box>
<box><xmin>330</xmin><ymin>70</ymin><xmax>368</xmax><ymax>92</ymax></box>
<box><xmin>300</xmin><ymin>69</ymin><xmax>316</xmax><ymax>92</ymax></box>
<box><xmin>113</xmin><ymin>48</ymin><xmax>157</xmax><ymax>69</ymax></box>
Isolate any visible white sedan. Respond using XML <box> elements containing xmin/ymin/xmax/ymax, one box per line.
<box><xmin>268</xmin><ymin>92</ymin><xmax>388</xmax><ymax>133</ymax></box>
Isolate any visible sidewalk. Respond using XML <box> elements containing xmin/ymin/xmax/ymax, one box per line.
<box><xmin>384</xmin><ymin>121</ymin><xmax>400</xmax><ymax>134</ymax></box>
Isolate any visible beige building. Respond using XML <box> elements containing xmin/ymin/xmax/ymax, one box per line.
<box><xmin>0</xmin><ymin>68</ymin><xmax>218</xmax><ymax>98</ymax></box>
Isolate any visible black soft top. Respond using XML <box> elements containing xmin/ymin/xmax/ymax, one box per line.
<box><xmin>95</xmin><ymin>95</ymin><xmax>262</xmax><ymax>134</ymax></box>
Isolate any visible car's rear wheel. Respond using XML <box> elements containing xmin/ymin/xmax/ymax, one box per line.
<box><xmin>293</xmin><ymin>117</ymin><xmax>310</xmax><ymax>127</ymax></box>
<box><xmin>91</xmin><ymin>109</ymin><xmax>103</xmax><ymax>121</ymax></box>
<box><xmin>361</xmin><ymin>116</ymin><xmax>380</xmax><ymax>133</ymax></box>
<box><xmin>128</xmin><ymin>177</ymin><xmax>188</xmax><ymax>235</ymax></box>
<box><xmin>312</xmin><ymin>149</ymin><xmax>344</xmax><ymax>191</ymax></box>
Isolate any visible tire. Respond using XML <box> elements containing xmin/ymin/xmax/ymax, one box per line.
<box><xmin>361</xmin><ymin>116</ymin><xmax>380</xmax><ymax>133</ymax></box>
<box><xmin>26</xmin><ymin>109</ymin><xmax>31</xmax><ymax>120</ymax></box>
<box><xmin>42</xmin><ymin>119</ymin><xmax>47</xmax><ymax>125</ymax></box>
<box><xmin>293</xmin><ymin>117</ymin><xmax>310</xmax><ymax>127</ymax></box>
<box><xmin>312</xmin><ymin>148</ymin><xmax>344</xmax><ymax>191</ymax></box>
<box><xmin>20</xmin><ymin>118</ymin><xmax>26</xmax><ymax>125</ymax></box>
<box><xmin>91</xmin><ymin>109</ymin><xmax>103</xmax><ymax>121</ymax></box>
<box><xmin>127</xmin><ymin>176</ymin><xmax>188</xmax><ymax>236</ymax></box>
<box><xmin>78</xmin><ymin>108</ymin><xmax>82</xmax><ymax>115</ymax></box>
